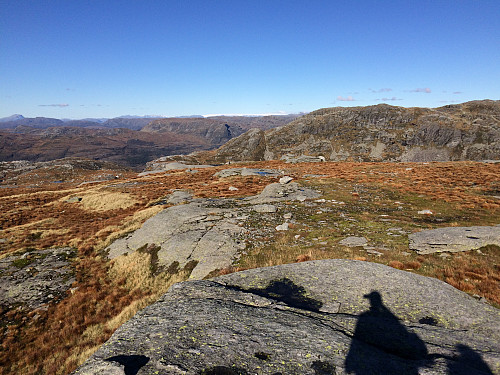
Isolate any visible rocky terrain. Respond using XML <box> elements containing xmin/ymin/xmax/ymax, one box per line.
<box><xmin>0</xmin><ymin>127</ymin><xmax>209</xmax><ymax>169</ymax></box>
<box><xmin>206</xmin><ymin>100</ymin><xmax>500</xmax><ymax>163</ymax></box>
<box><xmin>75</xmin><ymin>260</ymin><xmax>500</xmax><ymax>375</ymax></box>
<box><xmin>0</xmin><ymin>115</ymin><xmax>299</xmax><ymax>169</ymax></box>
<box><xmin>0</xmin><ymin>158</ymin><xmax>499</xmax><ymax>374</ymax></box>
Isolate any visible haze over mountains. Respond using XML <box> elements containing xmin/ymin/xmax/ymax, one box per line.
<box><xmin>0</xmin><ymin>114</ymin><xmax>300</xmax><ymax>169</ymax></box>
<box><xmin>1</xmin><ymin>101</ymin><xmax>499</xmax><ymax>170</ymax></box>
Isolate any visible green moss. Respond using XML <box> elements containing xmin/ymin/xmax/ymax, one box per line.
<box><xmin>11</xmin><ymin>257</ymin><xmax>33</xmax><ymax>268</ymax></box>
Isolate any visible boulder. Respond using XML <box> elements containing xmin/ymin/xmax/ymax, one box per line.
<box><xmin>279</xmin><ymin>176</ymin><xmax>293</xmax><ymax>184</ymax></box>
<box><xmin>409</xmin><ymin>225</ymin><xmax>500</xmax><ymax>254</ymax></box>
<box><xmin>74</xmin><ymin>260</ymin><xmax>500</xmax><ymax>375</ymax></box>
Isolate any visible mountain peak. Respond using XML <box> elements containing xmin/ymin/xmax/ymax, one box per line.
<box><xmin>0</xmin><ymin>114</ymin><xmax>24</xmax><ymax>122</ymax></box>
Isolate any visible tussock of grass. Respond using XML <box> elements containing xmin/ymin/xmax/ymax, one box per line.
<box><xmin>79</xmin><ymin>190</ymin><xmax>138</xmax><ymax>211</ymax></box>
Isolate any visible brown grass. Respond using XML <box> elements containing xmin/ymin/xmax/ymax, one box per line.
<box><xmin>388</xmin><ymin>260</ymin><xmax>405</xmax><ymax>270</ymax></box>
<box><xmin>1</xmin><ymin>161</ymin><xmax>500</xmax><ymax>373</ymax></box>
<box><xmin>296</xmin><ymin>254</ymin><xmax>312</xmax><ymax>263</ymax></box>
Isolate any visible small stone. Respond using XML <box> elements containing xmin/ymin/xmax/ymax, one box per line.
<box><xmin>65</xmin><ymin>196</ymin><xmax>82</xmax><ymax>203</ymax></box>
<box><xmin>294</xmin><ymin>235</ymin><xmax>301</xmax><ymax>240</ymax></box>
<box><xmin>366</xmin><ymin>249</ymin><xmax>383</xmax><ymax>256</ymax></box>
<box><xmin>339</xmin><ymin>236</ymin><xmax>368</xmax><ymax>247</ymax></box>
<box><xmin>401</xmin><ymin>252</ymin><xmax>411</xmax><ymax>256</ymax></box>
<box><xmin>283</xmin><ymin>213</ymin><xmax>293</xmax><ymax>220</ymax></box>
<box><xmin>228</xmin><ymin>186</ymin><xmax>239</xmax><ymax>191</ymax></box>
<box><xmin>279</xmin><ymin>176</ymin><xmax>293</xmax><ymax>184</ymax></box>
<box><xmin>439</xmin><ymin>253</ymin><xmax>451</xmax><ymax>258</ymax></box>
<box><xmin>418</xmin><ymin>209</ymin><xmax>433</xmax><ymax>215</ymax></box>
<box><xmin>276</xmin><ymin>223</ymin><xmax>289</xmax><ymax>231</ymax></box>
<box><xmin>252</xmin><ymin>204</ymin><xmax>277</xmax><ymax>213</ymax></box>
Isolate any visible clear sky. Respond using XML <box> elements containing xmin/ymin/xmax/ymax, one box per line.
<box><xmin>1</xmin><ymin>1</ymin><xmax>499</xmax><ymax>119</ymax></box>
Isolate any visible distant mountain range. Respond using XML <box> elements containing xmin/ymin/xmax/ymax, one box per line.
<box><xmin>3</xmin><ymin>101</ymin><xmax>499</xmax><ymax>169</ymax></box>
<box><xmin>0</xmin><ymin>114</ymin><xmax>301</xmax><ymax>169</ymax></box>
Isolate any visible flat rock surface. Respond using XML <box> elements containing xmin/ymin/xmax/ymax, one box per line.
<box><xmin>106</xmin><ymin>182</ymin><xmax>320</xmax><ymax>280</ymax></box>
<box><xmin>339</xmin><ymin>236</ymin><xmax>369</xmax><ymax>247</ymax></box>
<box><xmin>139</xmin><ymin>162</ymin><xmax>213</xmax><ymax>176</ymax></box>
<box><xmin>74</xmin><ymin>260</ymin><xmax>500</xmax><ymax>375</ymax></box>
<box><xmin>246</xmin><ymin>182</ymin><xmax>321</xmax><ymax>204</ymax></box>
<box><xmin>409</xmin><ymin>225</ymin><xmax>500</xmax><ymax>254</ymax></box>
<box><xmin>214</xmin><ymin>168</ymin><xmax>281</xmax><ymax>178</ymax></box>
<box><xmin>106</xmin><ymin>200</ymin><xmax>248</xmax><ymax>280</ymax></box>
<box><xmin>0</xmin><ymin>247</ymin><xmax>75</xmax><ymax>309</ymax></box>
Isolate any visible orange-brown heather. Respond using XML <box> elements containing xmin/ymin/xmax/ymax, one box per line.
<box><xmin>1</xmin><ymin>160</ymin><xmax>499</xmax><ymax>374</ymax></box>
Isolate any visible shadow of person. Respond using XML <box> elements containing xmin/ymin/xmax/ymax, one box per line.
<box><xmin>447</xmin><ymin>344</ymin><xmax>494</xmax><ymax>375</ymax></box>
<box><xmin>345</xmin><ymin>291</ymin><xmax>430</xmax><ymax>374</ymax></box>
<box><xmin>105</xmin><ymin>355</ymin><xmax>149</xmax><ymax>375</ymax></box>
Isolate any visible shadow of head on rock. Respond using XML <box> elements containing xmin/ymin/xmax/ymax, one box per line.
<box><xmin>105</xmin><ymin>355</ymin><xmax>149</xmax><ymax>375</ymax></box>
<box><xmin>200</xmin><ymin>365</ymin><xmax>248</xmax><ymax>375</ymax></box>
<box><xmin>447</xmin><ymin>344</ymin><xmax>494</xmax><ymax>375</ymax></box>
<box><xmin>311</xmin><ymin>360</ymin><xmax>336</xmax><ymax>375</ymax></box>
<box><xmin>345</xmin><ymin>291</ymin><xmax>429</xmax><ymax>375</ymax></box>
<box><xmin>248</xmin><ymin>278</ymin><xmax>323</xmax><ymax>312</ymax></box>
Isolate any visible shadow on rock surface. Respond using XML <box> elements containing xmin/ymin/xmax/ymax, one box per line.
<box><xmin>245</xmin><ymin>277</ymin><xmax>323</xmax><ymax>312</ymax></box>
<box><xmin>200</xmin><ymin>365</ymin><xmax>248</xmax><ymax>374</ymax></box>
<box><xmin>447</xmin><ymin>344</ymin><xmax>494</xmax><ymax>375</ymax></box>
<box><xmin>345</xmin><ymin>291</ymin><xmax>494</xmax><ymax>375</ymax></box>
<box><xmin>105</xmin><ymin>355</ymin><xmax>149</xmax><ymax>375</ymax></box>
<box><xmin>345</xmin><ymin>291</ymin><xmax>429</xmax><ymax>374</ymax></box>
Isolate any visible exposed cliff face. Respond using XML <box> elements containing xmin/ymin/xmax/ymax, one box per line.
<box><xmin>212</xmin><ymin>100</ymin><xmax>500</xmax><ymax>163</ymax></box>
<box><xmin>142</xmin><ymin>118</ymin><xmax>238</xmax><ymax>147</ymax></box>
<box><xmin>141</xmin><ymin>115</ymin><xmax>301</xmax><ymax>150</ymax></box>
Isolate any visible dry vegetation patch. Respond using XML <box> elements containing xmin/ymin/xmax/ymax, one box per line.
<box><xmin>78</xmin><ymin>190</ymin><xmax>138</xmax><ymax>212</ymax></box>
<box><xmin>1</xmin><ymin>161</ymin><xmax>499</xmax><ymax>374</ymax></box>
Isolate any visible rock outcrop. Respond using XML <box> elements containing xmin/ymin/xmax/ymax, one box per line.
<box><xmin>74</xmin><ymin>260</ymin><xmax>500</xmax><ymax>375</ymax></box>
<box><xmin>0</xmin><ymin>248</ymin><xmax>76</xmax><ymax>310</ymax></box>
<box><xmin>409</xmin><ymin>225</ymin><xmax>500</xmax><ymax>254</ymax></box>
<box><xmin>106</xmin><ymin>180</ymin><xmax>320</xmax><ymax>280</ymax></box>
<box><xmin>210</xmin><ymin>100</ymin><xmax>500</xmax><ymax>163</ymax></box>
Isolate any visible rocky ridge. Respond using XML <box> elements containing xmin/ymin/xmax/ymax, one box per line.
<box><xmin>208</xmin><ymin>100</ymin><xmax>500</xmax><ymax>163</ymax></box>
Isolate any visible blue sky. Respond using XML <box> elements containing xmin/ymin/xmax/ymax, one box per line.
<box><xmin>1</xmin><ymin>1</ymin><xmax>499</xmax><ymax>119</ymax></box>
